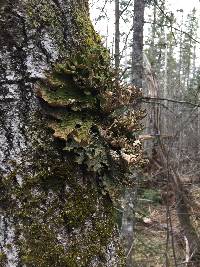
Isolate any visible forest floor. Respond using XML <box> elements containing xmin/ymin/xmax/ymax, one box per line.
<box><xmin>132</xmin><ymin>176</ymin><xmax>200</xmax><ymax>267</ymax></box>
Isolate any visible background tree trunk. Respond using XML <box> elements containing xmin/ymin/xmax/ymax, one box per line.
<box><xmin>0</xmin><ymin>1</ymin><xmax>124</xmax><ymax>266</ymax></box>
<box><xmin>131</xmin><ymin>0</ymin><xmax>145</xmax><ymax>88</ymax></box>
<box><xmin>115</xmin><ymin>0</ymin><xmax>120</xmax><ymax>73</ymax></box>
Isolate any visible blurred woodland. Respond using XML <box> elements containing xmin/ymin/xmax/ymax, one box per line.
<box><xmin>91</xmin><ymin>0</ymin><xmax>200</xmax><ymax>266</ymax></box>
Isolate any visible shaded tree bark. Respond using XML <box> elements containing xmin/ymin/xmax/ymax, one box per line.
<box><xmin>121</xmin><ymin>2</ymin><xmax>145</xmax><ymax>266</ymax></box>
<box><xmin>0</xmin><ymin>1</ymin><xmax>124</xmax><ymax>266</ymax></box>
<box><xmin>131</xmin><ymin>0</ymin><xmax>145</xmax><ymax>88</ymax></box>
<box><xmin>115</xmin><ymin>0</ymin><xmax>120</xmax><ymax>72</ymax></box>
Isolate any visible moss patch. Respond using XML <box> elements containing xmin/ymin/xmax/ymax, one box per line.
<box><xmin>0</xmin><ymin>163</ymin><xmax>121</xmax><ymax>267</ymax></box>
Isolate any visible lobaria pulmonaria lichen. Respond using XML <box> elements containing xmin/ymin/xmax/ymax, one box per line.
<box><xmin>36</xmin><ymin>8</ymin><xmax>145</xmax><ymax>194</ymax></box>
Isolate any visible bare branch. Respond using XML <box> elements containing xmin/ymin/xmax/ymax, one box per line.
<box><xmin>142</xmin><ymin>96</ymin><xmax>200</xmax><ymax>107</ymax></box>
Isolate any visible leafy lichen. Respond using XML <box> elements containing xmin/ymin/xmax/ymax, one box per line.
<box><xmin>49</xmin><ymin>113</ymin><xmax>93</xmax><ymax>144</ymax></box>
<box><xmin>36</xmin><ymin>4</ymin><xmax>145</xmax><ymax>197</ymax></box>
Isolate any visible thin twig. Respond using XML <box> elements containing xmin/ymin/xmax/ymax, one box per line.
<box><xmin>142</xmin><ymin>96</ymin><xmax>200</xmax><ymax>108</ymax></box>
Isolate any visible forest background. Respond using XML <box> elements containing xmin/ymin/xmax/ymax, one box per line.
<box><xmin>89</xmin><ymin>0</ymin><xmax>200</xmax><ymax>266</ymax></box>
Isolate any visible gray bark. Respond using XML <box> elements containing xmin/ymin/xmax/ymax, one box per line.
<box><xmin>115</xmin><ymin>0</ymin><xmax>120</xmax><ymax>72</ymax></box>
<box><xmin>131</xmin><ymin>0</ymin><xmax>145</xmax><ymax>88</ymax></box>
<box><xmin>0</xmin><ymin>1</ymin><xmax>123</xmax><ymax>266</ymax></box>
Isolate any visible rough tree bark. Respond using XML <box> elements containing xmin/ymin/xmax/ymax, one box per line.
<box><xmin>131</xmin><ymin>0</ymin><xmax>145</xmax><ymax>88</ymax></box>
<box><xmin>121</xmin><ymin>2</ymin><xmax>146</xmax><ymax>266</ymax></box>
<box><xmin>0</xmin><ymin>1</ymin><xmax>127</xmax><ymax>266</ymax></box>
<box><xmin>114</xmin><ymin>0</ymin><xmax>120</xmax><ymax>73</ymax></box>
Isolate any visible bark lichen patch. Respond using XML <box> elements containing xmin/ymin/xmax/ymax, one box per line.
<box><xmin>25</xmin><ymin>1</ymin><xmax>63</xmax><ymax>38</ymax></box>
<box><xmin>0</xmin><ymin>162</ymin><xmax>122</xmax><ymax>267</ymax></box>
<box><xmin>37</xmin><ymin>69</ymin><xmax>97</xmax><ymax>109</ymax></box>
<box><xmin>48</xmin><ymin>113</ymin><xmax>93</xmax><ymax>144</ymax></box>
<box><xmin>37</xmin><ymin>30</ymin><xmax>145</xmax><ymax>192</ymax></box>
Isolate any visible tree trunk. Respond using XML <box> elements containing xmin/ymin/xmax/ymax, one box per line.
<box><xmin>131</xmin><ymin>0</ymin><xmax>145</xmax><ymax>88</ymax></box>
<box><xmin>122</xmin><ymin>2</ymin><xmax>145</xmax><ymax>265</ymax></box>
<box><xmin>115</xmin><ymin>0</ymin><xmax>120</xmax><ymax>73</ymax></box>
<box><xmin>178</xmin><ymin>10</ymin><xmax>184</xmax><ymax>91</ymax></box>
<box><xmin>0</xmin><ymin>1</ymin><xmax>125</xmax><ymax>266</ymax></box>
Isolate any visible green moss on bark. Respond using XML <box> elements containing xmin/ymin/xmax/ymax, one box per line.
<box><xmin>0</xmin><ymin>163</ymin><xmax>122</xmax><ymax>267</ymax></box>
